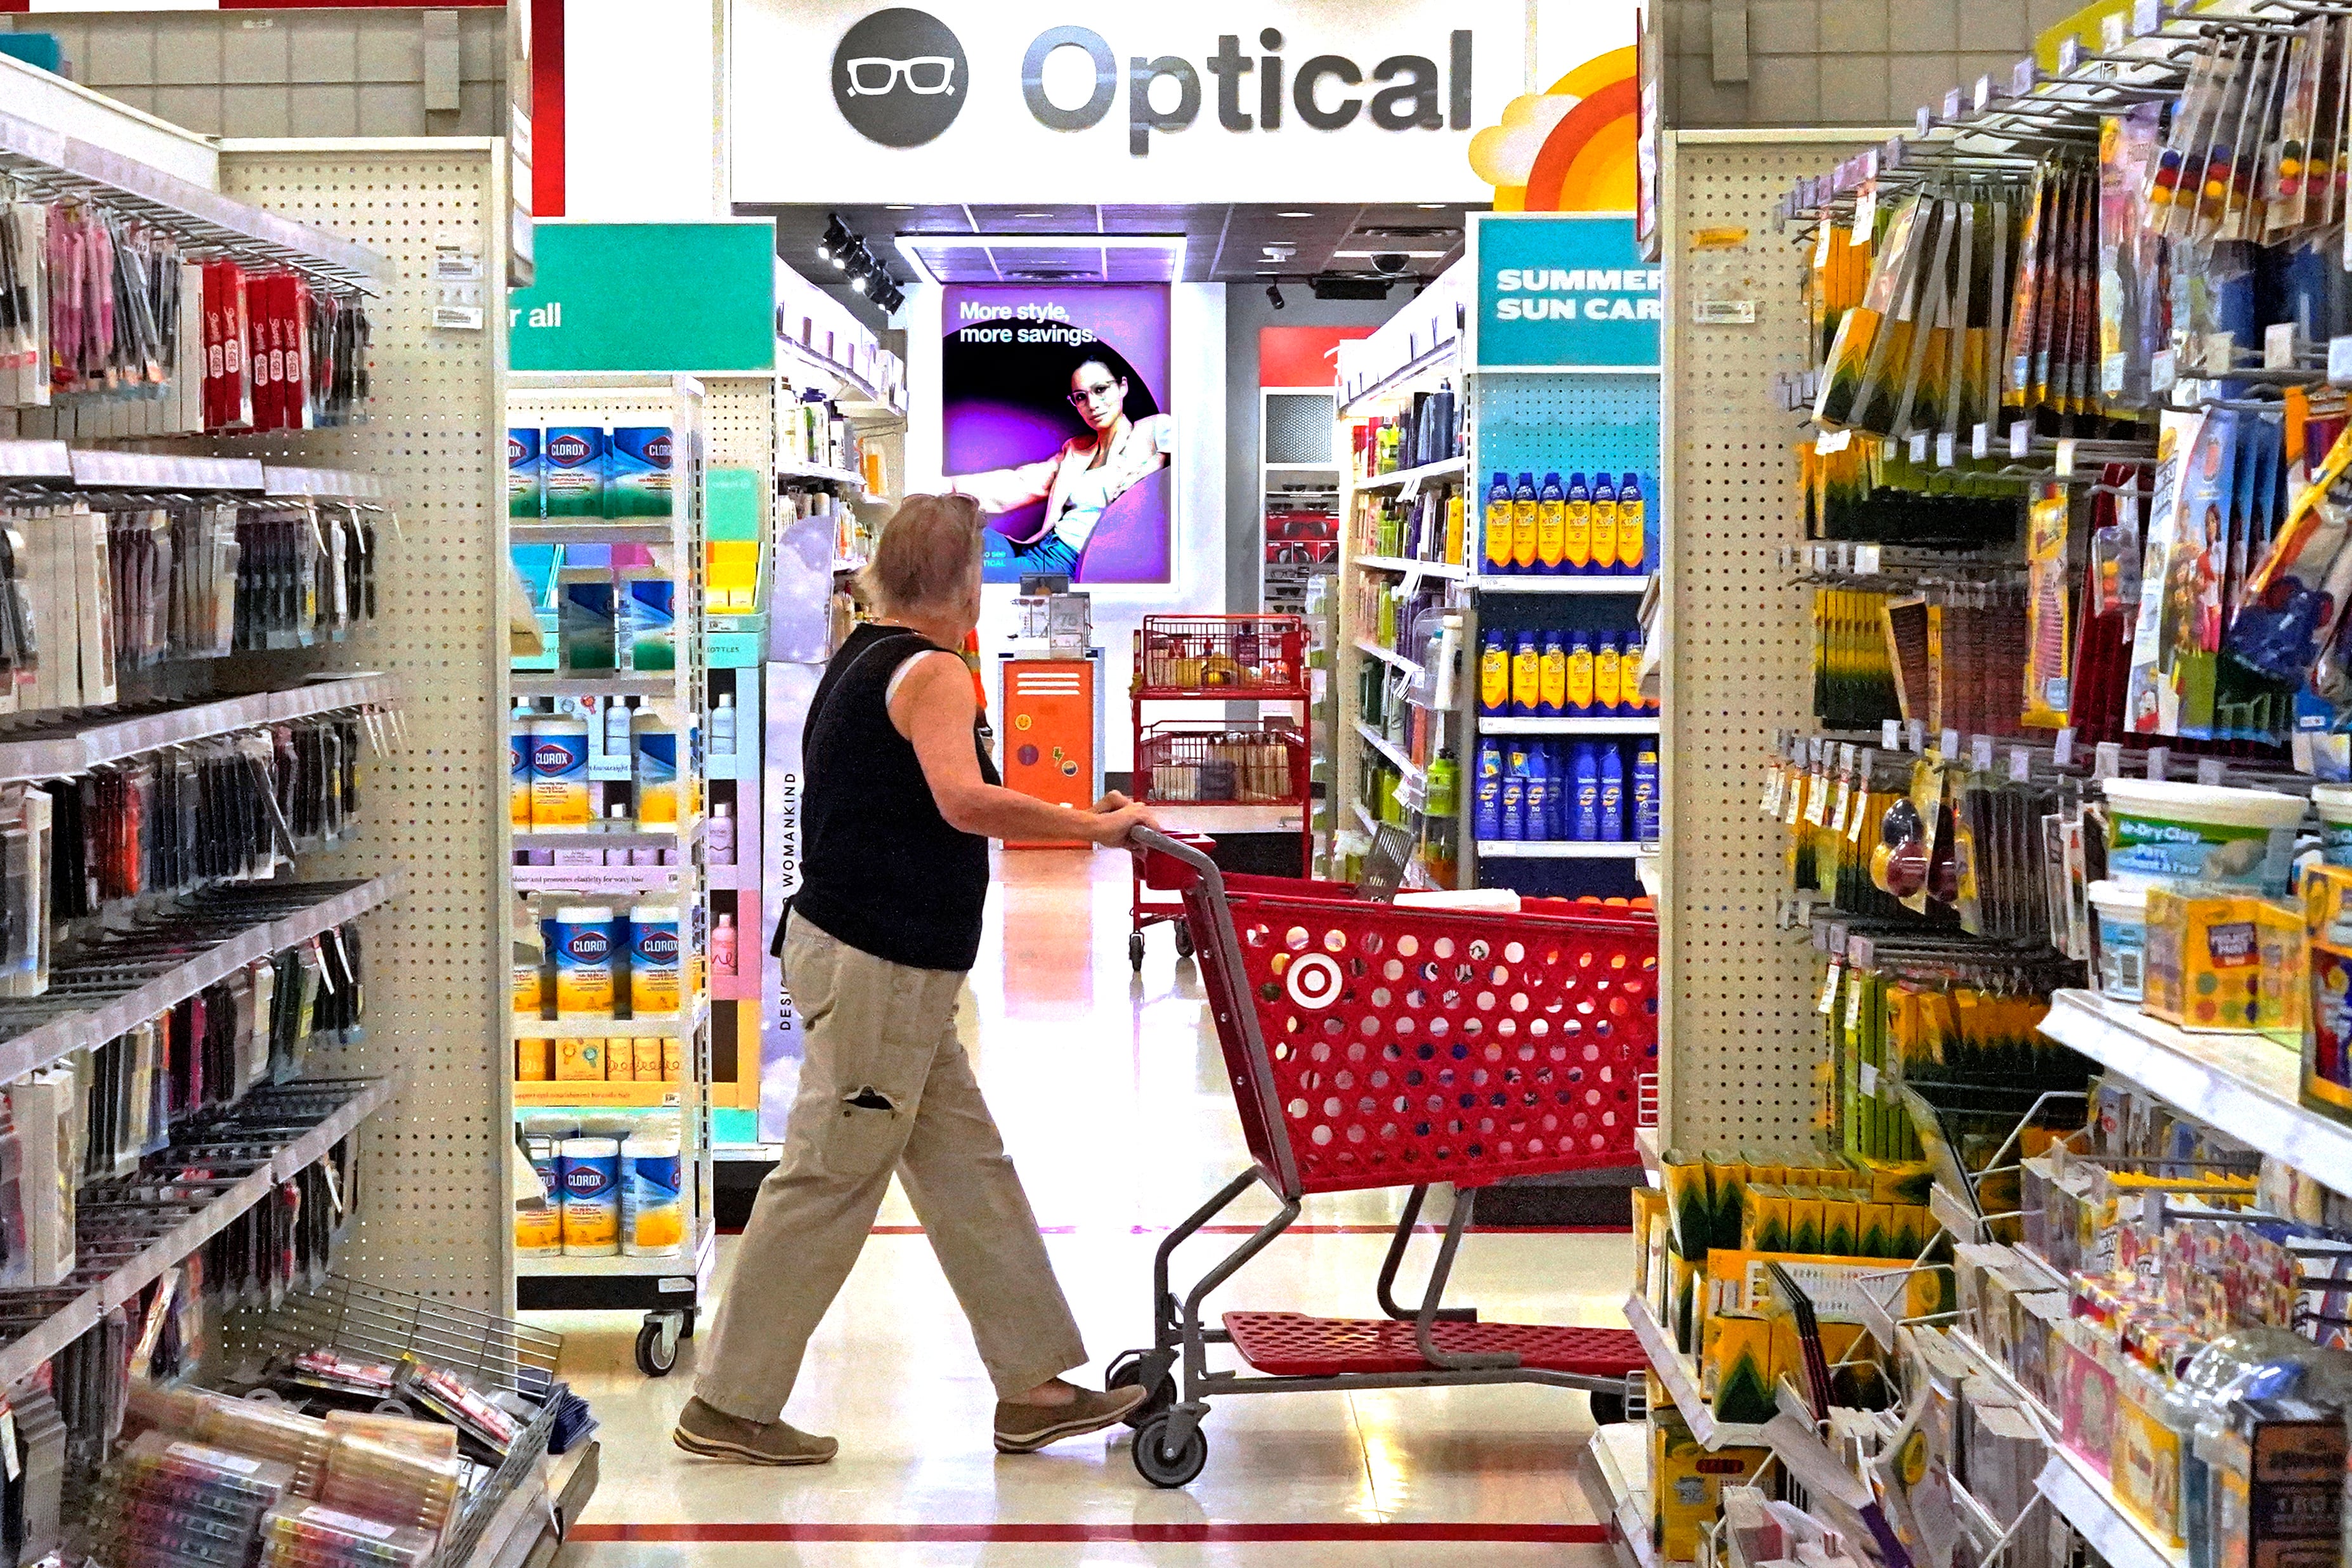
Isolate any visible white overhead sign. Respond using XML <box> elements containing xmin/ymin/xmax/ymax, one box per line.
<box><xmin>728</xmin><ymin>0</ymin><xmax>1529</xmax><ymax>204</ymax></box>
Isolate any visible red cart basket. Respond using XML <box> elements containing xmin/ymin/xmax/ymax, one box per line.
<box><xmin>1109</xmin><ymin>828</ymin><xmax>1654</xmax><ymax>1488</ymax></box>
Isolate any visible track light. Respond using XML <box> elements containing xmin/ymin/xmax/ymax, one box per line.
<box><xmin>1266</xmin><ymin>282</ymin><xmax>1285</xmax><ymax>310</ymax></box>
<box><xmin>819</xmin><ymin>214</ymin><xmax>853</xmax><ymax>265</ymax></box>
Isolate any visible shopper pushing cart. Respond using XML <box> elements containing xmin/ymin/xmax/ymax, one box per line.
<box><xmin>1107</xmin><ymin>826</ymin><xmax>1654</xmax><ymax>1487</ymax></box>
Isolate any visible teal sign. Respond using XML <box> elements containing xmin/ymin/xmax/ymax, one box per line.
<box><xmin>510</xmin><ymin>223</ymin><xmax>776</xmax><ymax>372</ymax></box>
<box><xmin>1473</xmin><ymin>214</ymin><xmax>1661</xmax><ymax>370</ymax></box>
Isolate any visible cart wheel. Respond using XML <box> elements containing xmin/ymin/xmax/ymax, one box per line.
<box><xmin>1131</xmin><ymin>1414</ymin><xmax>1208</xmax><ymax>1488</ymax></box>
<box><xmin>679</xmin><ymin>1309</ymin><xmax>697</xmax><ymax>1341</ymax></box>
<box><xmin>1128</xmin><ymin>932</ymin><xmax>1146</xmax><ymax>969</ymax></box>
<box><xmin>1106</xmin><ymin>1352</ymin><xmax>1175</xmax><ymax>1427</ymax></box>
<box><xmin>1589</xmin><ymin>1389</ymin><xmax>1627</xmax><ymax>1427</ymax></box>
<box><xmin>1173</xmin><ymin>925</ymin><xmax>1195</xmax><ymax>960</ymax></box>
<box><xmin>636</xmin><ymin>1317</ymin><xmax>679</xmax><ymax>1378</ymax></box>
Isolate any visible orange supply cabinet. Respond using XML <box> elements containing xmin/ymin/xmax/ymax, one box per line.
<box><xmin>998</xmin><ymin>655</ymin><xmax>1102</xmax><ymax>849</ymax></box>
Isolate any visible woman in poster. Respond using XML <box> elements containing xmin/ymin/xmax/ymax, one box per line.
<box><xmin>948</xmin><ymin>350</ymin><xmax>1174</xmax><ymax>576</ymax></box>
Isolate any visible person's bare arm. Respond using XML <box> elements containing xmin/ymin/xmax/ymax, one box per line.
<box><xmin>892</xmin><ymin>652</ymin><xmax>1152</xmax><ymax>846</ymax></box>
<box><xmin>943</xmin><ymin>451</ymin><xmax>1061</xmax><ymax>518</ymax></box>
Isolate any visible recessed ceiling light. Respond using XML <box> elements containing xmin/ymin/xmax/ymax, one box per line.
<box><xmin>1017</xmin><ymin>211</ymin><xmax>1054</xmax><ymax>219</ymax></box>
<box><xmin>1417</xmin><ymin>204</ymin><xmax>1447</xmax><ymax>210</ymax></box>
<box><xmin>1277</xmin><ymin>211</ymin><xmax>1316</xmax><ymax>218</ymax></box>
<box><xmin>884</xmin><ymin>204</ymin><xmax>915</xmax><ymax>211</ymax></box>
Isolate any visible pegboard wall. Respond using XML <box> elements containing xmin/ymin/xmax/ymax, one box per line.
<box><xmin>209</xmin><ymin>143</ymin><xmax>508</xmax><ymax>1309</ymax></box>
<box><xmin>1658</xmin><ymin>131</ymin><xmax>1881</xmax><ymax>1150</ymax></box>
<box><xmin>703</xmin><ymin>376</ymin><xmax>777</xmax><ymax>478</ymax></box>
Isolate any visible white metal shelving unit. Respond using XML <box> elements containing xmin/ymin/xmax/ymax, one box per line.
<box><xmin>503</xmin><ymin>374</ymin><xmax>714</xmax><ymax>1376</ymax></box>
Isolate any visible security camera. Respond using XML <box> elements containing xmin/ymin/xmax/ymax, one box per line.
<box><xmin>1371</xmin><ymin>252</ymin><xmax>1409</xmax><ymax>275</ymax></box>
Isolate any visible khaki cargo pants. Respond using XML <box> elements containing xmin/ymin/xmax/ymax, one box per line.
<box><xmin>696</xmin><ymin>915</ymin><xmax>1086</xmax><ymax>1421</ymax></box>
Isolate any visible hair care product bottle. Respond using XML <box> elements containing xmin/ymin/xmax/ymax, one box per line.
<box><xmin>604</xmin><ymin>804</ymin><xmax>633</xmax><ymax>866</ymax></box>
<box><xmin>1617</xmin><ymin>474</ymin><xmax>1646</xmax><ymax>573</ymax></box>
<box><xmin>1634</xmin><ymin>743</ymin><xmax>1660</xmax><ymax>841</ymax></box>
<box><xmin>1600</xmin><ymin>745</ymin><xmax>1625</xmax><ymax>842</ymax></box>
<box><xmin>1564</xmin><ymin>472</ymin><xmax>1591</xmax><ymax>571</ymax></box>
<box><xmin>1474</xmin><ymin>739</ymin><xmax>1503</xmax><ymax>840</ymax></box>
<box><xmin>1591</xmin><ymin>473</ymin><xmax>1619</xmax><ymax>572</ymax></box>
<box><xmin>1538</xmin><ymin>630</ymin><xmax>1567</xmax><ymax>717</ymax></box>
<box><xmin>712</xmin><ymin>911</ymin><xmax>738</xmax><ymax>977</ymax></box>
<box><xmin>708</xmin><ymin>802</ymin><xmax>736</xmax><ymax>866</ymax></box>
<box><xmin>1537</xmin><ymin>472</ymin><xmax>1566</xmax><ymax>572</ymax></box>
<box><xmin>1500</xmin><ymin>748</ymin><xmax>1526</xmax><ymax>842</ymax></box>
<box><xmin>1511</xmin><ymin>473</ymin><xmax>1539</xmax><ymax>572</ymax></box>
<box><xmin>1425</xmin><ymin>754</ymin><xmax>1459</xmax><ymax>820</ymax></box>
<box><xmin>1572</xmin><ymin>743</ymin><xmax>1600</xmax><ymax>841</ymax></box>
<box><xmin>1484</xmin><ymin>473</ymin><xmax>1513</xmax><ymax>573</ymax></box>
<box><xmin>1479</xmin><ymin>629</ymin><xmax>1509</xmax><ymax>715</ymax></box>
<box><xmin>710</xmin><ymin>691</ymin><xmax>736</xmax><ymax>757</ymax></box>
<box><xmin>1595</xmin><ymin>634</ymin><xmax>1623</xmax><ymax>714</ymax></box>
<box><xmin>1511</xmin><ymin>631</ymin><xmax>1539</xmax><ymax>718</ymax></box>
<box><xmin>1567</xmin><ymin>632</ymin><xmax>1595</xmax><ymax>715</ymax></box>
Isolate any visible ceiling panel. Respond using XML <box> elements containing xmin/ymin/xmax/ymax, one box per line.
<box><xmin>966</xmin><ymin>203</ymin><xmax>1101</xmax><ymax>232</ymax></box>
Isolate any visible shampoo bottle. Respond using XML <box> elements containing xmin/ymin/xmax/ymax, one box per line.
<box><xmin>708</xmin><ymin>802</ymin><xmax>736</xmax><ymax>866</ymax></box>
<box><xmin>1511</xmin><ymin>473</ymin><xmax>1539</xmax><ymax>571</ymax></box>
<box><xmin>1484</xmin><ymin>473</ymin><xmax>1514</xmax><ymax>573</ymax></box>
<box><xmin>1537</xmin><ymin>473</ymin><xmax>1566</xmax><ymax>573</ymax></box>
<box><xmin>1538</xmin><ymin>631</ymin><xmax>1567</xmax><ymax>717</ymax></box>
<box><xmin>1591</xmin><ymin>473</ymin><xmax>1619</xmax><ymax>572</ymax></box>
<box><xmin>710</xmin><ymin>692</ymin><xmax>736</xmax><ymax>757</ymax></box>
<box><xmin>1564</xmin><ymin>472</ymin><xmax>1591</xmax><ymax>570</ymax></box>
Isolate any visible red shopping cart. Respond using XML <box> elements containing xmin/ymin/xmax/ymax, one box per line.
<box><xmin>1109</xmin><ymin>829</ymin><xmax>1654</xmax><ymax>1487</ymax></box>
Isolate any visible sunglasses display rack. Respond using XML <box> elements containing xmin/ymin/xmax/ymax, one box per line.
<box><xmin>503</xmin><ymin>374</ymin><xmax>714</xmax><ymax>1382</ymax></box>
<box><xmin>1613</xmin><ymin>11</ymin><xmax>2352</xmax><ymax>1568</ymax></box>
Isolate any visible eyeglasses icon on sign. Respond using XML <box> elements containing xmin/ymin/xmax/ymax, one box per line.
<box><xmin>843</xmin><ymin>56</ymin><xmax>958</xmax><ymax>96</ymax></box>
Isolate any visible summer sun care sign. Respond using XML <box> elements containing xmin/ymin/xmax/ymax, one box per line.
<box><xmin>1473</xmin><ymin>213</ymin><xmax>1660</xmax><ymax>370</ymax></box>
<box><xmin>509</xmin><ymin>223</ymin><xmax>775</xmax><ymax>374</ymax></box>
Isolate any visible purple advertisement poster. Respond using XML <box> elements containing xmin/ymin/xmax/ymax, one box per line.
<box><xmin>940</xmin><ymin>284</ymin><xmax>1173</xmax><ymax>585</ymax></box>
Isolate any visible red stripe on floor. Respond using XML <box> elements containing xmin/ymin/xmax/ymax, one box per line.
<box><xmin>719</xmin><ymin>1224</ymin><xmax>1627</xmax><ymax>1238</ymax></box>
<box><xmin>572</xmin><ymin>1522</ymin><xmax>1610</xmax><ymax>1545</ymax></box>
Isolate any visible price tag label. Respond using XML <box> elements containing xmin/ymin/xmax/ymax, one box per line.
<box><xmin>1974</xmin><ymin>74</ymin><xmax>1996</xmax><ymax>112</ymax></box>
<box><xmin>2009</xmin><ymin>747</ymin><xmax>2032</xmax><ymax>783</ymax></box>
<box><xmin>1908</xmin><ymin>431</ymin><xmax>1928</xmax><ymax>464</ymax></box>
<box><xmin>1856</xmin><ymin>543</ymin><xmax>1882</xmax><ymax>575</ymax></box>
<box><xmin>1818</xmin><ymin>960</ymin><xmax>1845</xmax><ymax>1015</ymax></box>
<box><xmin>2010</xmin><ymin>421</ymin><xmax>2033</xmax><ymax>460</ymax></box>
<box><xmin>1816</xmin><ymin>211</ymin><xmax>1834</xmax><ymax>266</ymax></box>
<box><xmin>2102</xmin><ymin>13</ymin><xmax>2126</xmax><ymax>49</ymax></box>
<box><xmin>1944</xmin><ymin>88</ymin><xmax>1964</xmax><ymax>121</ymax></box>
<box><xmin>1883</xmin><ymin>719</ymin><xmax>1902</xmax><ymax>750</ymax></box>
<box><xmin>2151</xmin><ymin>348</ymin><xmax>2177</xmax><ymax>391</ymax></box>
<box><xmin>2329</xmin><ymin>336</ymin><xmax>2352</xmax><ymax>388</ymax></box>
<box><xmin>2013</xmin><ymin>58</ymin><xmax>2037</xmax><ymax>97</ymax></box>
<box><xmin>1971</xmin><ymin>422</ymin><xmax>1990</xmax><ymax>459</ymax></box>
<box><xmin>2146</xmin><ymin>745</ymin><xmax>2170</xmax><ymax>781</ymax></box>
<box><xmin>1818</xmin><ymin>429</ymin><xmax>1853</xmax><ymax>454</ymax></box>
<box><xmin>2197</xmin><ymin>757</ymin><xmax>2225</xmax><ymax>787</ymax></box>
<box><xmin>1845</xmin><ymin>975</ymin><xmax>1867</xmax><ymax>1031</ymax></box>
<box><xmin>1916</xmin><ymin>105</ymin><xmax>1934</xmax><ymax>136</ymax></box>
<box><xmin>1908</xmin><ymin>719</ymin><xmax>1926</xmax><ymax>754</ymax></box>
<box><xmin>2065</xmin><ymin>32</ymin><xmax>2088</xmax><ymax>69</ymax></box>
<box><xmin>2055</xmin><ymin>438</ymin><xmax>2079</xmax><ymax>478</ymax></box>
<box><xmin>2132</xmin><ymin>0</ymin><xmax>2159</xmax><ymax>36</ymax></box>
<box><xmin>1935</xmin><ymin>431</ymin><xmax>1957</xmax><ymax>468</ymax></box>
<box><xmin>1786</xmin><ymin>771</ymin><xmax>1806</xmax><ymax>826</ymax></box>
<box><xmin>1839</xmin><ymin>743</ymin><xmax>1857</xmax><ymax>771</ymax></box>
<box><xmin>1941</xmin><ymin>728</ymin><xmax>1961</xmax><ymax>759</ymax></box>
<box><xmin>1971</xmin><ymin>734</ymin><xmax>1995</xmax><ymax>771</ymax></box>
<box><xmin>2094</xmin><ymin>742</ymin><xmax>2121</xmax><ymax>780</ymax></box>
<box><xmin>1859</xmin><ymin>1062</ymin><xmax>1880</xmax><ymax>1097</ymax></box>
<box><xmin>2266</xmin><ymin>322</ymin><xmax>2299</xmax><ymax>370</ymax></box>
<box><xmin>2055</xmin><ymin>727</ymin><xmax>2076</xmax><ymax>767</ymax></box>
<box><xmin>2203</xmin><ymin>331</ymin><xmax>2236</xmax><ymax>376</ymax></box>
<box><xmin>1831</xmin><ymin>780</ymin><xmax>1852</xmax><ymax>834</ymax></box>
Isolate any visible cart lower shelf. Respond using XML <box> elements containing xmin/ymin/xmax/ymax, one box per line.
<box><xmin>1223</xmin><ymin>1310</ymin><xmax>1644</xmax><ymax>1379</ymax></box>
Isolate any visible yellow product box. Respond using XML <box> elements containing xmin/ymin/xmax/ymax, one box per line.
<box><xmin>2143</xmin><ymin>887</ymin><xmax>2304</xmax><ymax>1033</ymax></box>
<box><xmin>1893</xmin><ymin>1203</ymin><xmax>1926</xmax><ymax>1260</ymax></box>
<box><xmin>2302</xmin><ymin>863</ymin><xmax>2352</xmax><ymax>1122</ymax></box>
<box><xmin>1650</xmin><ymin>1413</ymin><xmax>1769</xmax><ymax>1563</ymax></box>
<box><xmin>1739</xmin><ymin>1184</ymin><xmax>1789</xmax><ymax>1254</ymax></box>
<box><xmin>1739</xmin><ymin>1149</ymin><xmax>1787</xmax><ymax>1188</ymax></box>
<box><xmin>1702</xmin><ymin>1314</ymin><xmax>1776</xmax><ymax>1425</ymax></box>
<box><xmin>2114</xmin><ymin>1364</ymin><xmax>2186</xmax><ymax>1546</ymax></box>
<box><xmin>1787</xmin><ymin>1194</ymin><xmax>1824</xmax><ymax>1256</ymax></box>
<box><xmin>1705</xmin><ymin>1248</ymin><xmax>1949</xmax><ymax>1326</ymax></box>
<box><xmin>606</xmin><ymin>1042</ymin><xmax>637</xmax><ymax>1081</ymax></box>
<box><xmin>1660</xmin><ymin>1147</ymin><xmax>1712</xmax><ymax>1259</ymax></box>
<box><xmin>1850</xmin><ymin>1155</ymin><xmax>1933</xmax><ymax>1204</ymax></box>
<box><xmin>662</xmin><ymin>1036</ymin><xmax>685</xmax><ymax>1081</ymax></box>
<box><xmin>1631</xmin><ymin>1186</ymin><xmax>1665</xmax><ymax>1297</ymax></box>
<box><xmin>516</xmin><ymin>1040</ymin><xmax>551</xmax><ymax>1081</ymax></box>
<box><xmin>1820</xmin><ymin>1194</ymin><xmax>1859</xmax><ymax>1258</ymax></box>
<box><xmin>1859</xmin><ymin>1201</ymin><xmax>1893</xmax><ymax>1259</ymax></box>
<box><xmin>554</xmin><ymin>1038</ymin><xmax>603</xmax><ymax>1081</ymax></box>
<box><xmin>634</xmin><ymin>1037</ymin><xmax>664</xmax><ymax>1081</ymax></box>
<box><xmin>1704</xmin><ymin>1149</ymin><xmax>1748</xmax><ymax>1252</ymax></box>
<box><xmin>1669</xmin><ymin>1250</ymin><xmax>1699</xmax><ymax>1354</ymax></box>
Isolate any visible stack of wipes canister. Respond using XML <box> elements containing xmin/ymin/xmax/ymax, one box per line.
<box><xmin>518</xmin><ymin>1111</ymin><xmax>684</xmax><ymax>1260</ymax></box>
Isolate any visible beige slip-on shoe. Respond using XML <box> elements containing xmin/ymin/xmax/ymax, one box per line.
<box><xmin>993</xmin><ymin>1383</ymin><xmax>1153</xmax><ymax>1454</ymax></box>
<box><xmin>672</xmin><ymin>1395</ymin><xmax>838</xmax><ymax>1465</ymax></box>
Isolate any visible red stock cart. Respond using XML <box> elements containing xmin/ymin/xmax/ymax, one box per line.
<box><xmin>1128</xmin><ymin>615</ymin><xmax>1314</xmax><ymax>969</ymax></box>
<box><xmin>1110</xmin><ymin>829</ymin><xmax>1655</xmax><ymax>1487</ymax></box>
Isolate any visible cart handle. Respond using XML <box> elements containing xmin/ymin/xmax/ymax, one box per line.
<box><xmin>1128</xmin><ymin>826</ymin><xmax>1222</xmax><ymax>894</ymax></box>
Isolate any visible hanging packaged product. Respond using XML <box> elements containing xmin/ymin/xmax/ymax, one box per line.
<box><xmin>606</xmin><ymin>425</ymin><xmax>674</xmax><ymax>518</ymax></box>
<box><xmin>507</xmin><ymin>427</ymin><xmax>543</xmax><ymax>519</ymax></box>
<box><xmin>542</xmin><ymin>426</ymin><xmax>606</xmax><ymax>518</ymax></box>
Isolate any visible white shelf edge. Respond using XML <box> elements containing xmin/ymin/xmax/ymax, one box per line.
<box><xmin>1354</xmin><ymin>556</ymin><xmax>1472</xmax><ymax>579</ymax></box>
<box><xmin>775</xmin><ymin>461</ymin><xmax>866</xmax><ymax>488</ymax></box>
<box><xmin>1338</xmin><ymin>338</ymin><xmax>1461</xmax><ymax>419</ymax></box>
<box><xmin>509</xmin><ymin>521</ymin><xmax>673</xmax><ymax>546</ymax></box>
<box><xmin>2038</xmin><ymin>989</ymin><xmax>2352</xmax><ymax>1184</ymax></box>
<box><xmin>519</xmin><ymin>1214</ymin><xmax>715</xmax><ymax>1279</ymax></box>
<box><xmin>513</xmin><ymin>999</ymin><xmax>712</xmax><ymax>1041</ymax></box>
<box><xmin>1353</xmin><ymin>640</ymin><xmax>1424</xmax><ymax>677</ymax></box>
<box><xmin>1476</xmin><ymin>573</ymin><xmax>1653</xmax><ymax>594</ymax></box>
<box><xmin>1581</xmin><ymin>1423</ymin><xmax>1660</xmax><ymax>1568</ymax></box>
<box><xmin>2035</xmin><ymin>1446</ymin><xmax>2185</xmax><ymax>1568</ymax></box>
<box><xmin>1354</xmin><ymin>455</ymin><xmax>1470</xmax><ymax>492</ymax></box>
<box><xmin>1623</xmin><ymin>1291</ymin><xmax>1769</xmax><ymax>1451</ymax></box>
<box><xmin>1480</xmin><ymin>716</ymin><xmax>1661</xmax><ymax>735</ymax></box>
<box><xmin>1352</xmin><ymin>721</ymin><xmax>1422</xmax><ymax>785</ymax></box>
<box><xmin>0</xmin><ymin>872</ymin><xmax>404</xmax><ymax>1090</ymax></box>
<box><xmin>1475</xmin><ymin>840</ymin><xmax>1651</xmax><ymax>859</ymax></box>
<box><xmin>0</xmin><ymin>674</ymin><xmax>395</xmax><ymax>783</ymax></box>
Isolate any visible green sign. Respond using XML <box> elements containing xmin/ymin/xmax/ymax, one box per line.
<box><xmin>509</xmin><ymin>223</ymin><xmax>776</xmax><ymax>372</ymax></box>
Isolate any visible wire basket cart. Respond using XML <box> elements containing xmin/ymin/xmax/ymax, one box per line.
<box><xmin>1109</xmin><ymin>829</ymin><xmax>1656</xmax><ymax>1487</ymax></box>
<box><xmin>1129</xmin><ymin>615</ymin><xmax>1314</xmax><ymax>968</ymax></box>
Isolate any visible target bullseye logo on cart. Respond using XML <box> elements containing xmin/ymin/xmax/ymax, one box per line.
<box><xmin>1284</xmin><ymin>953</ymin><xmax>1343</xmax><ymax>1010</ymax></box>
<box><xmin>832</xmin><ymin>8</ymin><xmax>969</xmax><ymax>148</ymax></box>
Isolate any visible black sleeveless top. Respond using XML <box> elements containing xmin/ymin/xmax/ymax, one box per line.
<box><xmin>784</xmin><ymin>625</ymin><xmax>998</xmax><ymax>972</ymax></box>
